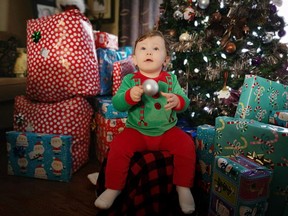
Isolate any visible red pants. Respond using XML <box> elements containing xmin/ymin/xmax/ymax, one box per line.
<box><xmin>105</xmin><ymin>126</ymin><xmax>196</xmax><ymax>190</ymax></box>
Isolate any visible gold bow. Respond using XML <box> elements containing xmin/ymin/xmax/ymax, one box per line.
<box><xmin>247</xmin><ymin>151</ymin><xmax>274</xmax><ymax>169</ymax></box>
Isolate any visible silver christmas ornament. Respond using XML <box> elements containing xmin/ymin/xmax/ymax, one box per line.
<box><xmin>173</xmin><ymin>10</ymin><xmax>183</xmax><ymax>20</ymax></box>
<box><xmin>198</xmin><ymin>0</ymin><xmax>210</xmax><ymax>9</ymax></box>
<box><xmin>143</xmin><ymin>79</ymin><xmax>159</xmax><ymax>96</ymax></box>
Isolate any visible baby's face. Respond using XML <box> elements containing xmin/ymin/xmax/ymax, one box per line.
<box><xmin>133</xmin><ymin>36</ymin><xmax>169</xmax><ymax>77</ymax></box>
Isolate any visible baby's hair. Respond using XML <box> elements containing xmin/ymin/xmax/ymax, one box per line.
<box><xmin>134</xmin><ymin>30</ymin><xmax>170</xmax><ymax>55</ymax></box>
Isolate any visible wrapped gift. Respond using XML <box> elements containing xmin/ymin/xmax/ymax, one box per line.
<box><xmin>26</xmin><ymin>9</ymin><xmax>100</xmax><ymax>102</ymax></box>
<box><xmin>118</xmin><ymin>46</ymin><xmax>133</xmax><ymax>57</ymax></box>
<box><xmin>97</xmin><ymin>48</ymin><xmax>127</xmax><ymax>95</ymax></box>
<box><xmin>92</xmin><ymin>96</ymin><xmax>127</xmax><ymax>119</ymax></box>
<box><xmin>94</xmin><ymin>31</ymin><xmax>118</xmax><ymax>50</ymax></box>
<box><xmin>95</xmin><ymin>113</ymin><xmax>126</xmax><ymax>163</ymax></box>
<box><xmin>6</xmin><ymin>131</ymin><xmax>72</xmax><ymax>182</ymax></box>
<box><xmin>269</xmin><ymin>110</ymin><xmax>288</xmax><ymax>128</ymax></box>
<box><xmin>195</xmin><ymin>124</ymin><xmax>215</xmax><ymax>193</ymax></box>
<box><xmin>13</xmin><ymin>95</ymin><xmax>93</xmax><ymax>172</ymax></box>
<box><xmin>209</xmin><ymin>155</ymin><xmax>272</xmax><ymax>216</ymax></box>
<box><xmin>112</xmin><ymin>56</ymin><xmax>136</xmax><ymax>95</ymax></box>
<box><xmin>214</xmin><ymin>116</ymin><xmax>288</xmax><ymax>215</ymax></box>
<box><xmin>235</xmin><ymin>75</ymin><xmax>288</xmax><ymax>123</ymax></box>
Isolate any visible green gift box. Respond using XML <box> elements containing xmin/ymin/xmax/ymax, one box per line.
<box><xmin>209</xmin><ymin>155</ymin><xmax>272</xmax><ymax>216</ymax></box>
<box><xmin>235</xmin><ymin>75</ymin><xmax>288</xmax><ymax>124</ymax></box>
<box><xmin>214</xmin><ymin>116</ymin><xmax>288</xmax><ymax>215</ymax></box>
<box><xmin>195</xmin><ymin>124</ymin><xmax>215</xmax><ymax>192</ymax></box>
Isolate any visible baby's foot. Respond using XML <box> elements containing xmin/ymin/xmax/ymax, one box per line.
<box><xmin>94</xmin><ymin>189</ymin><xmax>121</xmax><ymax>209</ymax></box>
<box><xmin>176</xmin><ymin>186</ymin><xmax>195</xmax><ymax>214</ymax></box>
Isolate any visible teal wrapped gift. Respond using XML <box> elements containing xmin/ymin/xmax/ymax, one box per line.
<box><xmin>93</xmin><ymin>96</ymin><xmax>128</xmax><ymax>119</ymax></box>
<box><xmin>195</xmin><ymin>124</ymin><xmax>215</xmax><ymax>193</ymax></box>
<box><xmin>235</xmin><ymin>75</ymin><xmax>288</xmax><ymax>123</ymax></box>
<box><xmin>6</xmin><ymin>131</ymin><xmax>72</xmax><ymax>182</ymax></box>
<box><xmin>209</xmin><ymin>155</ymin><xmax>272</xmax><ymax>216</ymax></box>
<box><xmin>214</xmin><ymin>116</ymin><xmax>288</xmax><ymax>215</ymax></box>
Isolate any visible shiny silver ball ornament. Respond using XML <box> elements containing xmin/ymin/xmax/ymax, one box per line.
<box><xmin>198</xmin><ymin>0</ymin><xmax>210</xmax><ymax>9</ymax></box>
<box><xmin>142</xmin><ymin>79</ymin><xmax>159</xmax><ymax>96</ymax></box>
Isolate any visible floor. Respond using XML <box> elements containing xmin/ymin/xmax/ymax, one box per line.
<box><xmin>0</xmin><ymin>129</ymin><xmax>100</xmax><ymax>216</ymax></box>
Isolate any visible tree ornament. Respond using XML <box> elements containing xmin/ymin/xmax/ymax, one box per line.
<box><xmin>278</xmin><ymin>29</ymin><xmax>286</xmax><ymax>37</ymax></box>
<box><xmin>198</xmin><ymin>0</ymin><xmax>210</xmax><ymax>9</ymax></box>
<box><xmin>211</xmin><ymin>11</ymin><xmax>222</xmax><ymax>22</ymax></box>
<box><xmin>269</xmin><ymin>4</ymin><xmax>277</xmax><ymax>15</ymax></box>
<box><xmin>225</xmin><ymin>42</ymin><xmax>236</xmax><ymax>54</ymax></box>
<box><xmin>173</xmin><ymin>10</ymin><xmax>183</xmax><ymax>20</ymax></box>
<box><xmin>252</xmin><ymin>56</ymin><xmax>262</xmax><ymax>66</ymax></box>
<box><xmin>218</xmin><ymin>71</ymin><xmax>230</xmax><ymax>99</ymax></box>
<box><xmin>179</xmin><ymin>32</ymin><xmax>192</xmax><ymax>42</ymax></box>
<box><xmin>262</xmin><ymin>32</ymin><xmax>274</xmax><ymax>44</ymax></box>
<box><xmin>142</xmin><ymin>79</ymin><xmax>159</xmax><ymax>96</ymax></box>
<box><xmin>242</xmin><ymin>25</ymin><xmax>250</xmax><ymax>34</ymax></box>
<box><xmin>272</xmin><ymin>0</ymin><xmax>283</xmax><ymax>7</ymax></box>
<box><xmin>183</xmin><ymin>6</ymin><xmax>195</xmax><ymax>21</ymax></box>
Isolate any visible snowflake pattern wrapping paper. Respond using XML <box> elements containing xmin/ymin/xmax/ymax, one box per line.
<box><xmin>13</xmin><ymin>95</ymin><xmax>93</xmax><ymax>172</ymax></box>
<box><xmin>26</xmin><ymin>9</ymin><xmax>100</xmax><ymax>102</ymax></box>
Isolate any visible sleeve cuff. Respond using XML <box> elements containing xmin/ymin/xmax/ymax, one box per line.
<box><xmin>174</xmin><ymin>95</ymin><xmax>186</xmax><ymax>111</ymax></box>
<box><xmin>125</xmin><ymin>89</ymin><xmax>138</xmax><ymax>105</ymax></box>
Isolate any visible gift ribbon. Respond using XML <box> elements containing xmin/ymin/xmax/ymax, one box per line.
<box><xmin>31</xmin><ymin>31</ymin><xmax>41</xmax><ymax>43</ymax></box>
<box><xmin>247</xmin><ymin>151</ymin><xmax>274</xmax><ymax>169</ymax></box>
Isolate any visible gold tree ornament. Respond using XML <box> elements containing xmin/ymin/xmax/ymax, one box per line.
<box><xmin>225</xmin><ymin>42</ymin><xmax>237</xmax><ymax>54</ymax></box>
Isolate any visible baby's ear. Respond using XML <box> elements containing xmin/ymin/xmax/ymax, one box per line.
<box><xmin>132</xmin><ymin>54</ymin><xmax>137</xmax><ymax>66</ymax></box>
<box><xmin>163</xmin><ymin>56</ymin><xmax>171</xmax><ymax>66</ymax></box>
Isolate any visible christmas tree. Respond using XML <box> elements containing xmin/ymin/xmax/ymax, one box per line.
<box><xmin>157</xmin><ymin>0</ymin><xmax>288</xmax><ymax>126</ymax></box>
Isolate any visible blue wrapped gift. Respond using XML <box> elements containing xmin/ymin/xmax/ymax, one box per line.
<box><xmin>94</xmin><ymin>96</ymin><xmax>128</xmax><ymax>119</ymax></box>
<box><xmin>97</xmin><ymin>48</ymin><xmax>128</xmax><ymax>95</ymax></box>
<box><xmin>6</xmin><ymin>131</ymin><xmax>72</xmax><ymax>182</ymax></box>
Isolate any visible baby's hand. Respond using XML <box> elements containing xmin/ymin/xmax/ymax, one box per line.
<box><xmin>161</xmin><ymin>92</ymin><xmax>180</xmax><ymax>110</ymax></box>
<box><xmin>130</xmin><ymin>86</ymin><xmax>144</xmax><ymax>102</ymax></box>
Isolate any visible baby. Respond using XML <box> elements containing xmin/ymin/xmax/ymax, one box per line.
<box><xmin>95</xmin><ymin>30</ymin><xmax>196</xmax><ymax>214</ymax></box>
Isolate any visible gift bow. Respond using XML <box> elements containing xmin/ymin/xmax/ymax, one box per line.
<box><xmin>247</xmin><ymin>151</ymin><xmax>274</xmax><ymax>169</ymax></box>
<box><xmin>31</xmin><ymin>31</ymin><xmax>41</xmax><ymax>43</ymax></box>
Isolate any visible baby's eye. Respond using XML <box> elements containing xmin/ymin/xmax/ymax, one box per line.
<box><xmin>140</xmin><ymin>47</ymin><xmax>146</xmax><ymax>50</ymax></box>
<box><xmin>153</xmin><ymin>47</ymin><xmax>159</xmax><ymax>51</ymax></box>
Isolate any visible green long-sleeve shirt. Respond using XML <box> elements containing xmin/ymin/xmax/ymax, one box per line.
<box><xmin>112</xmin><ymin>71</ymin><xmax>190</xmax><ymax>136</ymax></box>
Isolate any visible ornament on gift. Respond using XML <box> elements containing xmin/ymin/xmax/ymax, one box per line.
<box><xmin>142</xmin><ymin>79</ymin><xmax>159</xmax><ymax>96</ymax></box>
<box><xmin>183</xmin><ymin>6</ymin><xmax>195</xmax><ymax>21</ymax></box>
<box><xmin>179</xmin><ymin>32</ymin><xmax>192</xmax><ymax>42</ymax></box>
<box><xmin>198</xmin><ymin>0</ymin><xmax>210</xmax><ymax>9</ymax></box>
<box><xmin>224</xmin><ymin>42</ymin><xmax>236</xmax><ymax>54</ymax></box>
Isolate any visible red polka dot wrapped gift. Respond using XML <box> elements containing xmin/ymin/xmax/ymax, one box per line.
<box><xmin>26</xmin><ymin>9</ymin><xmax>100</xmax><ymax>102</ymax></box>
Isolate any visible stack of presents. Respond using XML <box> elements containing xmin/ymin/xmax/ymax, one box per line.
<box><xmin>5</xmin><ymin>9</ymin><xmax>133</xmax><ymax>182</ymax></box>
<box><xmin>195</xmin><ymin>75</ymin><xmax>288</xmax><ymax>215</ymax></box>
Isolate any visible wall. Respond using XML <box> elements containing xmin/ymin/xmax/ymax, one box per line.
<box><xmin>0</xmin><ymin>0</ymin><xmax>119</xmax><ymax>47</ymax></box>
<box><xmin>0</xmin><ymin>0</ymin><xmax>34</xmax><ymax>47</ymax></box>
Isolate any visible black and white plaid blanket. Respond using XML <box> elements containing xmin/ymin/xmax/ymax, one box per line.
<box><xmin>96</xmin><ymin>151</ymin><xmax>189</xmax><ymax>216</ymax></box>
